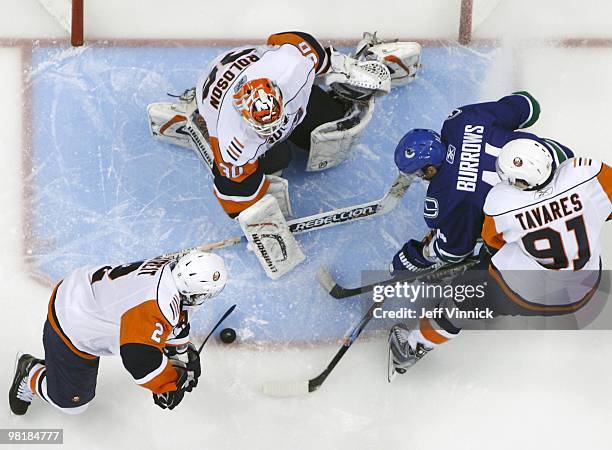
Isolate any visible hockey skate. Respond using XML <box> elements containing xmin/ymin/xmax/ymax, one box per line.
<box><xmin>9</xmin><ymin>353</ymin><xmax>44</xmax><ymax>415</ymax></box>
<box><xmin>387</xmin><ymin>323</ymin><xmax>432</xmax><ymax>383</ymax></box>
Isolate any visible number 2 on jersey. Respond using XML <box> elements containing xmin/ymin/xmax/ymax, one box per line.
<box><xmin>150</xmin><ymin>323</ymin><xmax>164</xmax><ymax>343</ymax></box>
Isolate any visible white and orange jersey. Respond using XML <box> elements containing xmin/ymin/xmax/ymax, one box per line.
<box><xmin>482</xmin><ymin>158</ymin><xmax>611</xmax><ymax>308</ymax></box>
<box><xmin>48</xmin><ymin>256</ymin><xmax>186</xmax><ymax>394</ymax></box>
<box><xmin>195</xmin><ymin>31</ymin><xmax>329</xmax><ymax>216</ymax></box>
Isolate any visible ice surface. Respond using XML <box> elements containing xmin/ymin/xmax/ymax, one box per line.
<box><xmin>27</xmin><ymin>44</ymin><xmax>494</xmax><ymax>343</ymax></box>
<box><xmin>1</xmin><ymin>2</ymin><xmax>612</xmax><ymax>449</ymax></box>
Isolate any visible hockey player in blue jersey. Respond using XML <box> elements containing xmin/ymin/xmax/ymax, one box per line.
<box><xmin>389</xmin><ymin>92</ymin><xmax>574</xmax><ymax>276</ymax></box>
<box><xmin>387</xmin><ymin>92</ymin><xmax>575</xmax><ymax>376</ymax></box>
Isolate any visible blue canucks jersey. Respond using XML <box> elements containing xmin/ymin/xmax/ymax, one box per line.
<box><xmin>425</xmin><ymin>92</ymin><xmax>574</xmax><ymax>262</ymax></box>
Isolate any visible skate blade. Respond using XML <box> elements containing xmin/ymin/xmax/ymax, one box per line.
<box><xmin>387</xmin><ymin>348</ymin><xmax>398</xmax><ymax>383</ymax></box>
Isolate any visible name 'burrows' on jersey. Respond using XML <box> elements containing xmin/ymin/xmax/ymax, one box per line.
<box><xmin>456</xmin><ymin>124</ymin><xmax>485</xmax><ymax>192</ymax></box>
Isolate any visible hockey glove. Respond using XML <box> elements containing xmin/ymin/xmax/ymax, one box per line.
<box><xmin>164</xmin><ymin>343</ymin><xmax>201</xmax><ymax>393</ymax></box>
<box><xmin>390</xmin><ymin>239</ymin><xmax>436</xmax><ymax>275</ymax></box>
<box><xmin>181</xmin><ymin>343</ymin><xmax>201</xmax><ymax>392</ymax></box>
<box><xmin>152</xmin><ymin>365</ymin><xmax>187</xmax><ymax>410</ymax></box>
<box><xmin>153</xmin><ymin>384</ymin><xmax>186</xmax><ymax>410</ymax></box>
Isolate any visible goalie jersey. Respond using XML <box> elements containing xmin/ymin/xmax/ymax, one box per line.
<box><xmin>48</xmin><ymin>257</ymin><xmax>188</xmax><ymax>394</ymax></box>
<box><xmin>482</xmin><ymin>158</ymin><xmax>611</xmax><ymax>309</ymax></box>
<box><xmin>195</xmin><ymin>31</ymin><xmax>330</xmax><ymax>216</ymax></box>
<box><xmin>425</xmin><ymin>92</ymin><xmax>574</xmax><ymax>263</ymax></box>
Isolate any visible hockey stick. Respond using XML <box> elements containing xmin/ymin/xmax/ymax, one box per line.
<box><xmin>164</xmin><ymin>172</ymin><xmax>413</xmax><ymax>259</ymax></box>
<box><xmin>318</xmin><ymin>247</ymin><xmax>483</xmax><ymax>299</ymax></box>
<box><xmin>261</xmin><ymin>299</ymin><xmax>380</xmax><ymax>397</ymax></box>
<box><xmin>197</xmin><ymin>304</ymin><xmax>236</xmax><ymax>354</ymax></box>
<box><xmin>261</xmin><ymin>258</ymin><xmax>479</xmax><ymax>397</ymax></box>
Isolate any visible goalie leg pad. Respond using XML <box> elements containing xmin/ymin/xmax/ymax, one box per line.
<box><xmin>184</xmin><ymin>112</ymin><xmax>214</xmax><ymax>170</ymax></box>
<box><xmin>238</xmin><ymin>195</ymin><xmax>305</xmax><ymax>280</ymax></box>
<box><xmin>147</xmin><ymin>101</ymin><xmax>193</xmax><ymax>149</ymax></box>
<box><xmin>266</xmin><ymin>175</ymin><xmax>293</xmax><ymax>218</ymax></box>
<box><xmin>147</xmin><ymin>99</ymin><xmax>214</xmax><ymax>170</ymax></box>
<box><xmin>306</xmin><ymin>100</ymin><xmax>375</xmax><ymax>171</ymax></box>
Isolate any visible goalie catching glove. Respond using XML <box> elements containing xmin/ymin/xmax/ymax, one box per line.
<box><xmin>321</xmin><ymin>47</ymin><xmax>391</xmax><ymax>101</ymax></box>
<box><xmin>354</xmin><ymin>32</ymin><xmax>422</xmax><ymax>87</ymax></box>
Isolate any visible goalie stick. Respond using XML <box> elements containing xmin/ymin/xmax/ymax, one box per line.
<box><xmin>164</xmin><ymin>172</ymin><xmax>413</xmax><ymax>259</ymax></box>
<box><xmin>261</xmin><ymin>258</ymin><xmax>480</xmax><ymax>397</ymax></box>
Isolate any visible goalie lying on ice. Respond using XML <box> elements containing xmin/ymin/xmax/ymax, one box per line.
<box><xmin>147</xmin><ymin>31</ymin><xmax>422</xmax><ymax>279</ymax></box>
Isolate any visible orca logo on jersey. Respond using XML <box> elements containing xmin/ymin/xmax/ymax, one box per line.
<box><xmin>424</xmin><ymin>197</ymin><xmax>439</xmax><ymax>219</ymax></box>
<box><xmin>456</xmin><ymin>125</ymin><xmax>485</xmax><ymax>192</ymax></box>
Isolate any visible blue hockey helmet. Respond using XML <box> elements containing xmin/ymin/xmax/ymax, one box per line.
<box><xmin>393</xmin><ymin>129</ymin><xmax>445</xmax><ymax>174</ymax></box>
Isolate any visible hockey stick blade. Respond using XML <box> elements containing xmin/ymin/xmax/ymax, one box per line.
<box><xmin>319</xmin><ymin>257</ymin><xmax>481</xmax><ymax>299</ymax></box>
<box><xmin>314</xmin><ymin>266</ymin><xmax>355</xmax><ymax>299</ymax></box>
<box><xmin>261</xmin><ymin>380</ymin><xmax>310</xmax><ymax>397</ymax></box>
<box><xmin>317</xmin><ymin>264</ymin><xmax>390</xmax><ymax>299</ymax></box>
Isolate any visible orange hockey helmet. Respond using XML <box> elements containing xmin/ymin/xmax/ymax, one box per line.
<box><xmin>233</xmin><ymin>78</ymin><xmax>284</xmax><ymax>136</ymax></box>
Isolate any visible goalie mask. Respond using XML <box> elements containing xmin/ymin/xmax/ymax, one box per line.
<box><xmin>233</xmin><ymin>78</ymin><xmax>284</xmax><ymax>136</ymax></box>
<box><xmin>171</xmin><ymin>251</ymin><xmax>228</xmax><ymax>306</ymax></box>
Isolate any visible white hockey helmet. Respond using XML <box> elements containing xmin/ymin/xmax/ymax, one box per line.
<box><xmin>171</xmin><ymin>251</ymin><xmax>228</xmax><ymax>306</ymax></box>
<box><xmin>496</xmin><ymin>138</ymin><xmax>553</xmax><ymax>190</ymax></box>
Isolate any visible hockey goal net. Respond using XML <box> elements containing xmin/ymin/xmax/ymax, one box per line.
<box><xmin>37</xmin><ymin>0</ymin><xmax>84</xmax><ymax>46</ymax></box>
<box><xmin>37</xmin><ymin>0</ymin><xmax>474</xmax><ymax>47</ymax></box>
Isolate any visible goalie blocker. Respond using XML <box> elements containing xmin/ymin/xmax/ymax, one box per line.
<box><xmin>238</xmin><ymin>195</ymin><xmax>305</xmax><ymax>279</ymax></box>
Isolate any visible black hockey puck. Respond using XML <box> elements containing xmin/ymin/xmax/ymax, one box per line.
<box><xmin>220</xmin><ymin>328</ymin><xmax>236</xmax><ymax>344</ymax></box>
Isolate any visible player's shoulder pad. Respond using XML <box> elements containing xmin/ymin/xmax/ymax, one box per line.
<box><xmin>483</xmin><ymin>181</ymin><xmax>520</xmax><ymax>216</ymax></box>
<box><xmin>156</xmin><ymin>265</ymin><xmax>182</xmax><ymax>327</ymax></box>
<box><xmin>559</xmin><ymin>157</ymin><xmax>603</xmax><ymax>182</ymax></box>
<box><xmin>266</xmin><ymin>31</ymin><xmax>327</xmax><ymax>73</ymax></box>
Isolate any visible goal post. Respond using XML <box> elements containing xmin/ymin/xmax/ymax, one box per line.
<box><xmin>458</xmin><ymin>0</ymin><xmax>473</xmax><ymax>45</ymax></box>
<box><xmin>71</xmin><ymin>0</ymin><xmax>84</xmax><ymax>46</ymax></box>
<box><xmin>39</xmin><ymin>0</ymin><xmax>471</xmax><ymax>48</ymax></box>
<box><xmin>36</xmin><ymin>0</ymin><xmax>83</xmax><ymax>46</ymax></box>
